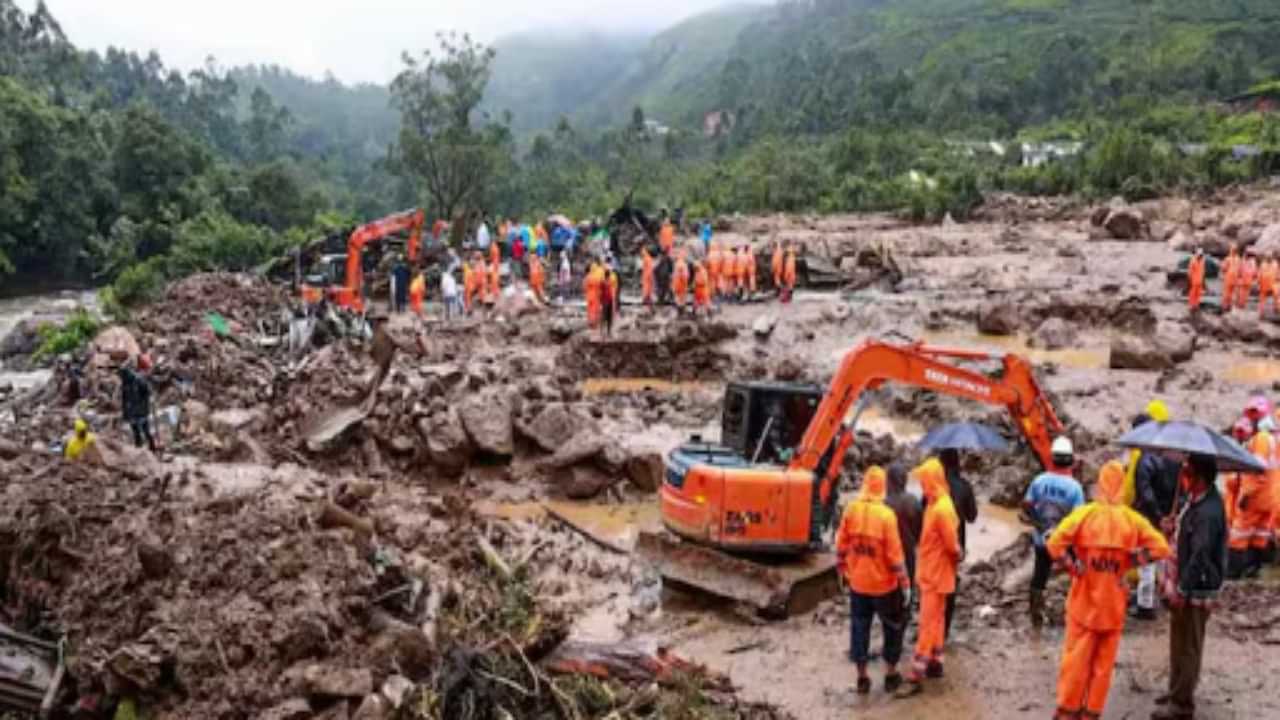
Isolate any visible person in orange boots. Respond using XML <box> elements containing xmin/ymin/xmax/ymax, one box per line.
<box><xmin>1221</xmin><ymin>244</ymin><xmax>1240</xmax><ymax>312</ymax></box>
<box><xmin>1237</xmin><ymin>249</ymin><xmax>1258</xmax><ymax>310</ymax></box>
<box><xmin>671</xmin><ymin>249</ymin><xmax>690</xmax><ymax>313</ymax></box>
<box><xmin>781</xmin><ymin>242</ymin><xmax>798</xmax><ymax>303</ymax></box>
<box><xmin>1258</xmin><ymin>252</ymin><xmax>1278</xmax><ymax>319</ymax></box>
<box><xmin>1047</xmin><ymin>460</ymin><xmax>1171</xmax><ymax>720</ymax></box>
<box><xmin>745</xmin><ymin>244</ymin><xmax>758</xmax><ymax>296</ymax></box>
<box><xmin>408</xmin><ymin>271</ymin><xmax>425</xmax><ymax>317</ymax></box>
<box><xmin>707</xmin><ymin>240</ymin><xmax>723</xmax><ymax>302</ymax></box>
<box><xmin>692</xmin><ymin>261</ymin><xmax>711</xmax><ymax>318</ymax></box>
<box><xmin>528</xmin><ymin>252</ymin><xmax>547</xmax><ymax>304</ymax></box>
<box><xmin>896</xmin><ymin>458</ymin><xmax>960</xmax><ymax>698</ymax></box>
<box><xmin>1187</xmin><ymin>249</ymin><xmax>1206</xmax><ymax>311</ymax></box>
<box><xmin>1228</xmin><ymin>421</ymin><xmax>1276</xmax><ymax>579</ymax></box>
<box><xmin>837</xmin><ymin>466</ymin><xmax>910</xmax><ymax>695</ymax></box>
<box><xmin>583</xmin><ymin>259</ymin><xmax>603</xmax><ymax>328</ymax></box>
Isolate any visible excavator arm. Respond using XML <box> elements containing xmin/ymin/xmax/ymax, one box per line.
<box><xmin>796</xmin><ymin>340</ymin><xmax>1064</xmax><ymax>483</ymax></box>
<box><xmin>333</xmin><ymin>209</ymin><xmax>425</xmax><ymax>312</ymax></box>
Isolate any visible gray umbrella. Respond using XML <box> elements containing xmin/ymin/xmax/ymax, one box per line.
<box><xmin>1115</xmin><ymin>420</ymin><xmax>1266</xmax><ymax>474</ymax></box>
<box><xmin>916</xmin><ymin>422</ymin><xmax>1011</xmax><ymax>453</ymax></box>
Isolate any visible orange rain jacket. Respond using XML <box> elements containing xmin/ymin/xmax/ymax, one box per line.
<box><xmin>1230</xmin><ymin>431</ymin><xmax>1276</xmax><ymax>550</ymax></box>
<box><xmin>659</xmin><ymin>221</ymin><xmax>675</xmax><ymax>255</ymax></box>
<box><xmin>915</xmin><ymin>458</ymin><xmax>961</xmax><ymax>594</ymax></box>
<box><xmin>693</xmin><ymin>263</ymin><xmax>711</xmax><ymax>309</ymax></box>
<box><xmin>641</xmin><ymin>247</ymin><xmax>655</xmax><ymax>302</ymax></box>
<box><xmin>1048</xmin><ymin>461</ymin><xmax>1170</xmax><ymax>631</ymax></box>
<box><xmin>529</xmin><ymin>255</ymin><xmax>545</xmax><ymax>299</ymax></box>
<box><xmin>835</xmin><ymin>467</ymin><xmax>908</xmax><ymax>596</ymax></box>
<box><xmin>672</xmin><ymin>256</ymin><xmax>689</xmax><ymax>305</ymax></box>
<box><xmin>782</xmin><ymin>249</ymin><xmax>798</xmax><ymax>290</ymax></box>
<box><xmin>771</xmin><ymin>245</ymin><xmax>783</xmax><ymax>287</ymax></box>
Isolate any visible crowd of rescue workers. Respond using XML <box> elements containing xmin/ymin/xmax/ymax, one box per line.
<box><xmin>53</xmin><ymin>211</ymin><xmax>1280</xmax><ymax>720</ymax></box>
<box><xmin>834</xmin><ymin>389</ymin><xmax>1280</xmax><ymax>720</ymax></box>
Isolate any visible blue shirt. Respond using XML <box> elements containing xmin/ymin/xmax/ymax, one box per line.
<box><xmin>1024</xmin><ymin>471</ymin><xmax>1085</xmax><ymax>546</ymax></box>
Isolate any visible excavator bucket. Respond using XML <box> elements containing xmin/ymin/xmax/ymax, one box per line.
<box><xmin>634</xmin><ymin>531</ymin><xmax>839</xmax><ymax>617</ymax></box>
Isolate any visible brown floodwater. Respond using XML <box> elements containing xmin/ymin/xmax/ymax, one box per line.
<box><xmin>473</xmin><ymin>499</ymin><xmax>661</xmax><ymax>552</ymax></box>
<box><xmin>920</xmin><ymin>330</ymin><xmax>1110</xmax><ymax>370</ymax></box>
<box><xmin>1221</xmin><ymin>359</ymin><xmax>1280</xmax><ymax>385</ymax></box>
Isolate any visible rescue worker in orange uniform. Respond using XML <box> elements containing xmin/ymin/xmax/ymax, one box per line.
<box><xmin>1223</xmin><ymin>417</ymin><xmax>1254</xmax><ymax>531</ymax></box>
<box><xmin>692</xmin><ymin>261</ymin><xmax>711</xmax><ymax>317</ymax></box>
<box><xmin>897</xmin><ymin>458</ymin><xmax>960</xmax><ymax>697</ymax></box>
<box><xmin>771</xmin><ymin>240</ymin><xmax>784</xmax><ymax>290</ymax></box>
<box><xmin>408</xmin><ymin>272</ymin><xmax>426</xmax><ymax>317</ymax></box>
<box><xmin>1186</xmin><ymin>249</ymin><xmax>1206</xmax><ymax>311</ymax></box>
<box><xmin>641</xmin><ymin>246</ymin><xmax>655</xmax><ymax>309</ymax></box>
<box><xmin>671</xmin><ymin>250</ymin><xmax>690</xmax><ymax>312</ymax></box>
<box><xmin>836</xmin><ymin>467</ymin><xmax>910</xmax><ymax>695</ymax></box>
<box><xmin>488</xmin><ymin>259</ymin><xmax>500</xmax><ymax>303</ymax></box>
<box><xmin>707</xmin><ymin>241</ymin><xmax>723</xmax><ymax>301</ymax></box>
<box><xmin>1047</xmin><ymin>461</ymin><xmax>1171</xmax><ymax>720</ymax></box>
<box><xmin>1237</xmin><ymin>250</ymin><xmax>1258</xmax><ymax>310</ymax></box>
<box><xmin>489</xmin><ymin>235</ymin><xmax>501</xmax><ymax>269</ymax></box>
<box><xmin>781</xmin><ymin>243</ymin><xmax>798</xmax><ymax>303</ymax></box>
<box><xmin>745</xmin><ymin>245</ymin><xmax>758</xmax><ymax>295</ymax></box>
<box><xmin>462</xmin><ymin>261</ymin><xmax>475</xmax><ymax>314</ymax></box>
<box><xmin>1221</xmin><ymin>244</ymin><xmax>1240</xmax><ymax>312</ymax></box>
<box><xmin>528</xmin><ymin>253</ymin><xmax>547</xmax><ymax>304</ymax></box>
<box><xmin>1258</xmin><ymin>253</ymin><xmax>1279</xmax><ymax>318</ymax></box>
<box><xmin>659</xmin><ymin>219</ymin><xmax>675</xmax><ymax>256</ymax></box>
<box><xmin>583</xmin><ymin>261</ymin><xmax>603</xmax><ymax>327</ymax></box>
<box><xmin>1229</xmin><ymin>422</ymin><xmax>1276</xmax><ymax>578</ymax></box>
<box><xmin>473</xmin><ymin>254</ymin><xmax>490</xmax><ymax>307</ymax></box>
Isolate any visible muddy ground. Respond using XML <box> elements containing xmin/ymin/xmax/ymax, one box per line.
<box><xmin>4</xmin><ymin>185</ymin><xmax>1280</xmax><ymax>719</ymax></box>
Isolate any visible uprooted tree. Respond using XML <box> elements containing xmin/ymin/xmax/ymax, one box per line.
<box><xmin>390</xmin><ymin>32</ymin><xmax>512</xmax><ymax>223</ymax></box>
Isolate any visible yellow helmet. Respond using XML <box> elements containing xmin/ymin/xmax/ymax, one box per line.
<box><xmin>1145</xmin><ymin>400</ymin><xmax>1170</xmax><ymax>423</ymax></box>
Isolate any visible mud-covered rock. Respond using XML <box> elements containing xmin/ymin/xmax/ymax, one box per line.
<box><xmin>516</xmin><ymin>404</ymin><xmax>580</xmax><ymax>453</ymax></box>
<box><xmin>1029</xmin><ymin>318</ymin><xmax>1078</xmax><ymax>351</ymax></box>
<box><xmin>136</xmin><ymin>541</ymin><xmax>174</xmax><ymax>580</ymax></box>
<box><xmin>541</xmin><ymin>433</ymin><xmax>606</xmax><ymax>469</ymax></box>
<box><xmin>977</xmin><ymin>302</ymin><xmax>1020</xmax><ymax>336</ymax></box>
<box><xmin>460</xmin><ymin>393</ymin><xmax>514</xmax><ymax>456</ymax></box>
<box><xmin>548</xmin><ymin>318</ymin><xmax>575</xmax><ymax>343</ymax></box>
<box><xmin>1109</xmin><ymin>323</ymin><xmax>1195</xmax><ymax>370</ymax></box>
<box><xmin>624</xmin><ymin>450</ymin><xmax>664</xmax><ymax>492</ymax></box>
<box><xmin>753</xmin><ymin>314</ymin><xmax>777</xmax><ymax>339</ymax></box>
<box><xmin>351</xmin><ymin>695</ymin><xmax>389</xmax><ymax>720</ymax></box>
<box><xmin>555</xmin><ymin>464</ymin><xmax>616</xmax><ymax>500</ymax></box>
<box><xmin>1102</xmin><ymin>206</ymin><xmax>1148</xmax><ymax>241</ymax></box>
<box><xmin>0</xmin><ymin>318</ymin><xmax>42</xmax><ymax>358</ymax></box>
<box><xmin>1256</xmin><ymin>223</ymin><xmax>1280</xmax><ymax>257</ymax></box>
<box><xmin>415</xmin><ymin>409</ymin><xmax>473</xmax><ymax>475</ymax></box>
<box><xmin>299</xmin><ymin>664</ymin><xmax>373</xmax><ymax>699</ymax></box>
<box><xmin>260</xmin><ymin>699</ymin><xmax>312</xmax><ymax>720</ymax></box>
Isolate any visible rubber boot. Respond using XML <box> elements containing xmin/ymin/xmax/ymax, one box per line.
<box><xmin>1030</xmin><ymin>590</ymin><xmax>1045</xmax><ymax>629</ymax></box>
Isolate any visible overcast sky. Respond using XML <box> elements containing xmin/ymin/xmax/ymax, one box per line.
<box><xmin>21</xmin><ymin>0</ymin><xmax>745</xmax><ymax>85</ymax></box>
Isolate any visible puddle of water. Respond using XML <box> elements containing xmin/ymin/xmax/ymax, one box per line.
<box><xmin>473</xmin><ymin>499</ymin><xmax>662</xmax><ymax>552</ymax></box>
<box><xmin>920</xmin><ymin>330</ymin><xmax>1109</xmax><ymax>370</ymax></box>
<box><xmin>579</xmin><ymin>378</ymin><xmax>717</xmax><ymax>396</ymax></box>
<box><xmin>1221</xmin><ymin>359</ymin><xmax>1280</xmax><ymax>385</ymax></box>
<box><xmin>966</xmin><ymin>502</ymin><xmax>1026</xmax><ymax>564</ymax></box>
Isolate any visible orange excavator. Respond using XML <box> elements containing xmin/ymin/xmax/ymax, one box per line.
<box><xmin>637</xmin><ymin>339</ymin><xmax>1065</xmax><ymax>615</ymax></box>
<box><xmin>302</xmin><ymin>209</ymin><xmax>425</xmax><ymax>312</ymax></box>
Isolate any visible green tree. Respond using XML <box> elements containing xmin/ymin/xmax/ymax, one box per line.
<box><xmin>390</xmin><ymin>32</ymin><xmax>511</xmax><ymax>219</ymax></box>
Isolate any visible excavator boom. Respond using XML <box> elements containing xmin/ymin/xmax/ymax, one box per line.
<box><xmin>329</xmin><ymin>209</ymin><xmax>425</xmax><ymax>312</ymax></box>
<box><xmin>644</xmin><ymin>339</ymin><xmax>1066</xmax><ymax>616</ymax></box>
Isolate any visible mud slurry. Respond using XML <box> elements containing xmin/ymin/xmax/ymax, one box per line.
<box><xmin>6</xmin><ymin>186</ymin><xmax>1280</xmax><ymax>718</ymax></box>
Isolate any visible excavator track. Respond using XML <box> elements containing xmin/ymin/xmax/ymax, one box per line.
<box><xmin>635</xmin><ymin>530</ymin><xmax>839</xmax><ymax>618</ymax></box>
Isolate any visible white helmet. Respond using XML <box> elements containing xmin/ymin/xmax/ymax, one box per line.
<box><xmin>1051</xmin><ymin>436</ymin><xmax>1074</xmax><ymax>456</ymax></box>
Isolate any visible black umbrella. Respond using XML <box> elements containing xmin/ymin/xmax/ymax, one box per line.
<box><xmin>916</xmin><ymin>422</ymin><xmax>1011</xmax><ymax>453</ymax></box>
<box><xmin>1115</xmin><ymin>420</ymin><xmax>1266</xmax><ymax>473</ymax></box>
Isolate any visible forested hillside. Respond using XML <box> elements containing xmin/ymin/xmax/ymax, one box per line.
<box><xmin>0</xmin><ymin>0</ymin><xmax>407</xmax><ymax>297</ymax></box>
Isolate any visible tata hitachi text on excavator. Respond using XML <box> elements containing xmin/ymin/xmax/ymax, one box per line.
<box><xmin>636</xmin><ymin>340</ymin><xmax>1065</xmax><ymax>616</ymax></box>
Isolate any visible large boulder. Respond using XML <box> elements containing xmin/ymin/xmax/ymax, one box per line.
<box><xmin>554</xmin><ymin>465</ymin><xmax>616</xmax><ymax>500</ymax></box>
<box><xmin>0</xmin><ymin>318</ymin><xmax>42</xmax><ymax>359</ymax></box>
<box><xmin>459</xmin><ymin>393</ymin><xmax>514</xmax><ymax>456</ymax></box>
<box><xmin>1255</xmin><ymin>223</ymin><xmax>1280</xmax><ymax>257</ymax></box>
<box><xmin>415</xmin><ymin>409</ymin><xmax>473</xmax><ymax>476</ymax></box>
<box><xmin>1109</xmin><ymin>323</ymin><xmax>1195</xmax><ymax>370</ymax></box>
<box><xmin>540</xmin><ymin>433</ymin><xmax>606</xmax><ymax>470</ymax></box>
<box><xmin>1100</xmin><ymin>206</ymin><xmax>1148</xmax><ymax>241</ymax></box>
<box><xmin>752</xmin><ymin>313</ymin><xmax>777</xmax><ymax>339</ymax></box>
<box><xmin>1029</xmin><ymin>318</ymin><xmax>1078</xmax><ymax>351</ymax></box>
<box><xmin>977</xmin><ymin>302</ymin><xmax>1021</xmax><ymax>336</ymax></box>
<box><xmin>515</xmin><ymin>404</ymin><xmax>579</xmax><ymax>453</ymax></box>
<box><xmin>623</xmin><ymin>450</ymin><xmax>664</xmax><ymax>492</ymax></box>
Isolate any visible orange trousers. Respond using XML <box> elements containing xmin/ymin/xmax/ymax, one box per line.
<box><xmin>673</xmin><ymin>282</ymin><xmax>688</xmax><ymax>308</ymax></box>
<box><xmin>1230</xmin><ymin>507</ymin><xmax>1274</xmax><ymax>551</ymax></box>
<box><xmin>1236</xmin><ymin>282</ymin><xmax>1253</xmax><ymax>309</ymax></box>
<box><xmin>642</xmin><ymin>275</ymin><xmax>654</xmax><ymax>305</ymax></box>
<box><xmin>1057</xmin><ymin>620</ymin><xmax>1121</xmax><ymax>717</ymax></box>
<box><xmin>913</xmin><ymin>591</ymin><xmax>947</xmax><ymax>671</ymax></box>
<box><xmin>1188</xmin><ymin>282</ymin><xmax>1203</xmax><ymax>310</ymax></box>
<box><xmin>1260</xmin><ymin>285</ymin><xmax>1277</xmax><ymax>317</ymax></box>
<box><xmin>1223</xmin><ymin>278</ymin><xmax>1236</xmax><ymax>310</ymax></box>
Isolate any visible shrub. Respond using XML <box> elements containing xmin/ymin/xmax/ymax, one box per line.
<box><xmin>33</xmin><ymin>308</ymin><xmax>101</xmax><ymax>362</ymax></box>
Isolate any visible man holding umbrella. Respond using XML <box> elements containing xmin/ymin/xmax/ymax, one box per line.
<box><xmin>1116</xmin><ymin>420</ymin><xmax>1248</xmax><ymax>720</ymax></box>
